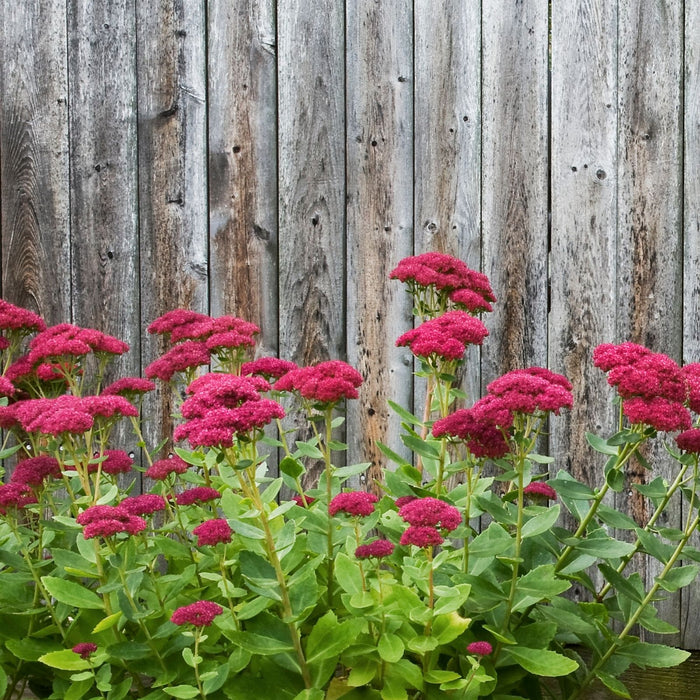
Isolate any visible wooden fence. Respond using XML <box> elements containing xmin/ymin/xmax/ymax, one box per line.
<box><xmin>1</xmin><ymin>1</ymin><xmax>699</xmax><ymax>647</ymax></box>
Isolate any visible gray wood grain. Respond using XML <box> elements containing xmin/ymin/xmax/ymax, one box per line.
<box><xmin>66</xmin><ymin>0</ymin><xmax>141</xmax><ymax>469</ymax></box>
<box><xmin>616</xmin><ymin>0</ymin><xmax>684</xmax><ymax>644</ymax></box>
<box><xmin>0</xmin><ymin>0</ymin><xmax>71</xmax><ymax>324</ymax></box>
<box><xmin>345</xmin><ymin>0</ymin><xmax>414</xmax><ymax>481</ymax></box>
<box><xmin>549</xmin><ymin>0</ymin><xmax>619</xmax><ymax>598</ymax></box>
<box><xmin>480</xmin><ymin>0</ymin><xmax>550</xmax><ymax>383</ymax></box>
<box><xmin>137</xmin><ymin>0</ymin><xmax>209</xmax><ymax>466</ymax></box>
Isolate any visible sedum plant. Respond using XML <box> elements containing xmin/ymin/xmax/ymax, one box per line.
<box><xmin>0</xmin><ymin>253</ymin><xmax>698</xmax><ymax>700</ymax></box>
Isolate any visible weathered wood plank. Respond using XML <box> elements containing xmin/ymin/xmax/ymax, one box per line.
<box><xmin>208</xmin><ymin>0</ymin><xmax>277</xmax><ymax>352</ymax></box>
<box><xmin>0</xmin><ymin>0</ymin><xmax>71</xmax><ymax>324</ymax></box>
<box><xmin>681</xmin><ymin>0</ymin><xmax>700</xmax><ymax>651</ymax></box>
<box><xmin>414</xmin><ymin>0</ymin><xmax>482</xmax><ymax>408</ymax></box>
<box><xmin>136</xmin><ymin>0</ymin><xmax>208</xmax><ymax>464</ymax></box>
<box><xmin>345</xmin><ymin>0</ymin><xmax>414</xmax><ymax>480</ymax></box>
<box><xmin>549</xmin><ymin>0</ymin><xmax>619</xmax><ymax>598</ymax></box>
<box><xmin>480</xmin><ymin>0</ymin><xmax>550</xmax><ymax>383</ymax></box>
<box><xmin>67</xmin><ymin>0</ymin><xmax>141</xmax><ymax>467</ymax></box>
<box><xmin>616</xmin><ymin>0</ymin><xmax>684</xmax><ymax>643</ymax></box>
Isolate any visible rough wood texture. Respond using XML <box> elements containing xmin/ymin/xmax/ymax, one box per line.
<box><xmin>0</xmin><ymin>1</ymin><xmax>71</xmax><ymax>324</ymax></box>
<box><xmin>208</xmin><ymin>0</ymin><xmax>277</xmax><ymax>353</ymax></box>
<box><xmin>346</xmin><ymin>0</ymin><xmax>414</xmax><ymax>480</ymax></box>
<box><xmin>549</xmin><ymin>0</ymin><xmax>619</xmax><ymax>599</ymax></box>
<box><xmin>137</xmin><ymin>0</ymin><xmax>208</xmax><ymax>467</ymax></box>
<box><xmin>616</xmin><ymin>0</ymin><xmax>684</xmax><ymax>643</ymax></box>
<box><xmin>681</xmin><ymin>2</ymin><xmax>700</xmax><ymax>651</ymax></box>
<box><xmin>480</xmin><ymin>0</ymin><xmax>550</xmax><ymax>383</ymax></box>
<box><xmin>413</xmin><ymin>0</ymin><xmax>482</xmax><ymax>409</ymax></box>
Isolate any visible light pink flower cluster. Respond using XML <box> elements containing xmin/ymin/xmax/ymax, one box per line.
<box><xmin>77</xmin><ymin>504</ymin><xmax>147</xmax><ymax>539</ymax></box>
<box><xmin>170</xmin><ymin>600</ymin><xmax>223</xmax><ymax>627</ymax></box>
<box><xmin>174</xmin><ymin>373</ymin><xmax>284</xmax><ymax>447</ymax></box>
<box><xmin>145</xmin><ymin>455</ymin><xmax>189</xmax><ymax>481</ymax></box>
<box><xmin>192</xmin><ymin>518</ymin><xmax>233</xmax><ymax>546</ymax></box>
<box><xmin>355</xmin><ymin>539</ymin><xmax>395</xmax><ymax>559</ymax></box>
<box><xmin>389</xmin><ymin>252</ymin><xmax>496</xmax><ymax>313</ymax></box>
<box><xmin>486</xmin><ymin>368</ymin><xmax>573</xmax><ymax>416</ymax></box>
<box><xmin>594</xmin><ymin>343</ymin><xmax>692</xmax><ymax>432</ymax></box>
<box><xmin>9</xmin><ymin>456</ymin><xmax>61</xmax><ymax>486</ymax></box>
<box><xmin>396</xmin><ymin>310</ymin><xmax>489</xmax><ymax>361</ymax></box>
<box><xmin>120</xmin><ymin>494</ymin><xmax>167</xmax><ymax>516</ymax></box>
<box><xmin>275</xmin><ymin>360</ymin><xmax>363</xmax><ymax>404</ymax></box>
<box><xmin>329</xmin><ymin>491</ymin><xmax>378</xmax><ymax>517</ymax></box>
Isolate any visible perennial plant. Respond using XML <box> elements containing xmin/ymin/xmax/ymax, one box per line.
<box><xmin>0</xmin><ymin>253</ymin><xmax>698</xmax><ymax>700</ymax></box>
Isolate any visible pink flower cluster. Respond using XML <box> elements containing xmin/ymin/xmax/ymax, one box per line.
<box><xmin>148</xmin><ymin>309</ymin><xmax>259</xmax><ymax>347</ymax></box>
<box><xmin>275</xmin><ymin>360</ymin><xmax>363</xmax><ymax>404</ymax></box>
<box><xmin>145</xmin><ymin>455</ymin><xmax>189</xmax><ymax>481</ymax></box>
<box><xmin>241</xmin><ymin>357</ymin><xmax>298</xmax><ymax>381</ymax></box>
<box><xmin>0</xmin><ymin>299</ymin><xmax>46</xmax><ymax>334</ymax></box>
<box><xmin>467</xmin><ymin>641</ymin><xmax>493</xmax><ymax>656</ymax></box>
<box><xmin>594</xmin><ymin>343</ymin><xmax>692</xmax><ymax>431</ymax></box>
<box><xmin>88</xmin><ymin>449</ymin><xmax>133</xmax><ymax>475</ymax></box>
<box><xmin>192</xmin><ymin>518</ymin><xmax>233</xmax><ymax>546</ymax></box>
<box><xmin>145</xmin><ymin>340</ymin><xmax>211</xmax><ymax>382</ymax></box>
<box><xmin>486</xmin><ymin>367</ymin><xmax>573</xmax><ymax>416</ymax></box>
<box><xmin>523</xmin><ymin>481</ymin><xmax>557</xmax><ymax>500</ymax></box>
<box><xmin>170</xmin><ymin>600</ymin><xmax>223</xmax><ymax>627</ymax></box>
<box><xmin>120</xmin><ymin>494</ymin><xmax>167</xmax><ymax>516</ymax></box>
<box><xmin>0</xmin><ymin>482</ymin><xmax>38</xmax><ymax>513</ymax></box>
<box><xmin>77</xmin><ymin>504</ymin><xmax>147</xmax><ymax>539</ymax></box>
<box><xmin>355</xmin><ymin>539</ymin><xmax>395</xmax><ymax>559</ymax></box>
<box><xmin>175</xmin><ymin>487</ymin><xmax>221</xmax><ymax>506</ymax></box>
<box><xmin>329</xmin><ymin>491</ymin><xmax>378</xmax><ymax>517</ymax></box>
<box><xmin>676</xmin><ymin>428</ymin><xmax>700</xmax><ymax>454</ymax></box>
<box><xmin>101</xmin><ymin>377</ymin><xmax>156</xmax><ymax>398</ymax></box>
<box><xmin>398</xmin><ymin>497</ymin><xmax>461</xmax><ymax>548</ymax></box>
<box><xmin>396</xmin><ymin>310</ymin><xmax>489</xmax><ymax>361</ymax></box>
<box><xmin>72</xmin><ymin>642</ymin><xmax>98</xmax><ymax>659</ymax></box>
<box><xmin>389</xmin><ymin>252</ymin><xmax>496</xmax><ymax>313</ymax></box>
<box><xmin>174</xmin><ymin>373</ymin><xmax>284</xmax><ymax>447</ymax></box>
<box><xmin>10</xmin><ymin>456</ymin><xmax>61</xmax><ymax>486</ymax></box>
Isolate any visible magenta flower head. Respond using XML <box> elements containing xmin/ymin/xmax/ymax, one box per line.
<box><xmin>72</xmin><ymin>642</ymin><xmax>98</xmax><ymax>660</ymax></box>
<box><xmin>275</xmin><ymin>360</ymin><xmax>363</xmax><ymax>404</ymax></box>
<box><xmin>355</xmin><ymin>539</ymin><xmax>395</xmax><ymax>559</ymax></box>
<box><xmin>523</xmin><ymin>481</ymin><xmax>557</xmax><ymax>500</ymax></box>
<box><xmin>175</xmin><ymin>487</ymin><xmax>221</xmax><ymax>506</ymax></box>
<box><xmin>394</xmin><ymin>495</ymin><xmax>418</xmax><ymax>509</ymax></box>
<box><xmin>101</xmin><ymin>377</ymin><xmax>156</xmax><ymax>398</ymax></box>
<box><xmin>120</xmin><ymin>494</ymin><xmax>167</xmax><ymax>516</ymax></box>
<box><xmin>467</xmin><ymin>641</ymin><xmax>493</xmax><ymax>657</ymax></box>
<box><xmin>10</xmin><ymin>456</ymin><xmax>61</xmax><ymax>486</ymax></box>
<box><xmin>398</xmin><ymin>497</ymin><xmax>462</xmax><ymax>532</ymax></box>
<box><xmin>89</xmin><ymin>449</ymin><xmax>133</xmax><ymax>475</ymax></box>
<box><xmin>676</xmin><ymin>428</ymin><xmax>700</xmax><ymax>454</ymax></box>
<box><xmin>292</xmin><ymin>494</ymin><xmax>315</xmax><ymax>507</ymax></box>
<box><xmin>171</xmin><ymin>600</ymin><xmax>223</xmax><ymax>627</ymax></box>
<box><xmin>622</xmin><ymin>396</ymin><xmax>691</xmax><ymax>432</ymax></box>
<box><xmin>145</xmin><ymin>340</ymin><xmax>211</xmax><ymax>382</ymax></box>
<box><xmin>329</xmin><ymin>491</ymin><xmax>378</xmax><ymax>517</ymax></box>
<box><xmin>145</xmin><ymin>455</ymin><xmax>189</xmax><ymax>481</ymax></box>
<box><xmin>400</xmin><ymin>525</ymin><xmax>444</xmax><ymax>548</ymax></box>
<box><xmin>0</xmin><ymin>376</ymin><xmax>15</xmax><ymax>397</ymax></box>
<box><xmin>241</xmin><ymin>357</ymin><xmax>298</xmax><ymax>381</ymax></box>
<box><xmin>0</xmin><ymin>299</ymin><xmax>46</xmax><ymax>334</ymax></box>
<box><xmin>0</xmin><ymin>482</ymin><xmax>38</xmax><ymax>514</ymax></box>
<box><xmin>486</xmin><ymin>367</ymin><xmax>573</xmax><ymax>416</ymax></box>
<box><xmin>77</xmin><ymin>504</ymin><xmax>147</xmax><ymax>539</ymax></box>
<box><xmin>193</xmin><ymin>518</ymin><xmax>233</xmax><ymax>546</ymax></box>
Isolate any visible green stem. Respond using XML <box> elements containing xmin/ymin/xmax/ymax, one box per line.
<box><xmin>194</xmin><ymin>629</ymin><xmax>206</xmax><ymax>700</ymax></box>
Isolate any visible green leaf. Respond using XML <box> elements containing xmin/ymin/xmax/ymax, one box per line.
<box><xmin>347</xmin><ymin>659</ymin><xmax>378</xmax><ymax>687</ymax></box>
<box><xmin>228</xmin><ymin>518</ymin><xmax>266</xmax><ymax>540</ymax></box>
<box><xmin>228</xmin><ymin>630</ymin><xmax>295</xmax><ymax>656</ymax></box>
<box><xmin>657</xmin><ymin>564</ymin><xmax>699</xmax><ymax>592</ymax></box>
<box><xmin>5</xmin><ymin>638</ymin><xmax>62</xmax><ymax>662</ymax></box>
<box><xmin>433</xmin><ymin>583</ymin><xmax>471</xmax><ymax>615</ymax></box>
<box><xmin>596</xmin><ymin>504</ymin><xmax>639</xmax><ymax>530</ymax></box>
<box><xmin>432</xmin><ymin>612</ymin><xmax>471</xmax><ymax>644</ymax></box>
<box><xmin>202</xmin><ymin>662</ymin><xmax>229</xmax><ymax>695</ymax></box>
<box><xmin>378</xmin><ymin>633</ymin><xmax>404</xmax><ymax>663</ymax></box>
<box><xmin>41</xmin><ymin>575</ymin><xmax>104</xmax><ymax>610</ymax></box>
<box><xmin>506</xmin><ymin>647</ymin><xmax>578</xmax><ymax>677</ymax></box>
<box><xmin>636</xmin><ymin>528</ymin><xmax>674</xmax><ymax>564</ymax></box>
<box><xmin>334</xmin><ymin>552</ymin><xmax>364</xmax><ymax>595</ymax></box>
<box><xmin>512</xmin><ymin>565</ymin><xmax>570</xmax><ymax>611</ymax></box>
<box><xmin>163</xmin><ymin>686</ymin><xmax>200</xmax><ymax>699</ymax></box>
<box><xmin>616</xmin><ymin>641</ymin><xmax>690</xmax><ymax>668</ymax></box>
<box><xmin>401</xmin><ymin>434</ymin><xmax>440</xmax><ymax>459</ymax></box>
<box><xmin>334</xmin><ymin>462</ymin><xmax>372</xmax><ymax>479</ymax></box>
<box><xmin>280</xmin><ymin>456</ymin><xmax>305</xmax><ymax>479</ymax></box>
<box><xmin>387</xmin><ymin>400</ymin><xmax>423</xmax><ymax>427</ymax></box>
<box><xmin>377</xmin><ymin>441</ymin><xmax>412</xmax><ymax>468</ymax></box>
<box><xmin>571</xmin><ymin>532</ymin><xmax>636</xmax><ymax>558</ymax></box>
<box><xmin>39</xmin><ymin>650</ymin><xmax>92</xmax><ymax>671</ymax></box>
<box><xmin>595</xmin><ymin>671</ymin><xmax>631</xmax><ymax>698</ymax></box>
<box><xmin>598</xmin><ymin>564</ymin><xmax>644</xmax><ymax>603</ymax></box>
<box><xmin>92</xmin><ymin>612</ymin><xmax>122</xmax><ymax>633</ymax></box>
<box><xmin>305</xmin><ymin>611</ymin><xmax>364</xmax><ymax>663</ymax></box>
<box><xmin>0</xmin><ymin>667</ymin><xmax>6</xmax><ymax>698</ymax></box>
<box><xmin>424</xmin><ymin>670</ymin><xmax>461</xmax><ymax>684</ymax></box>
<box><xmin>295</xmin><ymin>441</ymin><xmax>324</xmax><ymax>459</ymax></box>
<box><xmin>521</xmin><ymin>505</ymin><xmax>561</xmax><ymax>539</ymax></box>
<box><xmin>586</xmin><ymin>432</ymin><xmax>619</xmax><ymax>455</ymax></box>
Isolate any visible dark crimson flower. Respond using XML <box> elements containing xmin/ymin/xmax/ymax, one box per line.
<box><xmin>175</xmin><ymin>487</ymin><xmax>221</xmax><ymax>506</ymax></box>
<box><xmin>83</xmin><ymin>396</ymin><xmax>139</xmax><ymax>420</ymax></box>
<box><xmin>192</xmin><ymin>518</ymin><xmax>233</xmax><ymax>546</ymax></box>
<box><xmin>0</xmin><ymin>482</ymin><xmax>38</xmax><ymax>512</ymax></box>
<box><xmin>676</xmin><ymin>428</ymin><xmax>700</xmax><ymax>454</ymax></box>
<box><xmin>398</xmin><ymin>497</ymin><xmax>461</xmax><ymax>531</ymax></box>
<box><xmin>171</xmin><ymin>600</ymin><xmax>224</xmax><ymax>627</ymax></box>
<box><xmin>0</xmin><ymin>337</ymin><xmax>8</xmax><ymax>351</ymax></box>
<box><xmin>101</xmin><ymin>377</ymin><xmax>156</xmax><ymax>397</ymax></box>
<box><xmin>91</xmin><ymin>449</ymin><xmax>133</xmax><ymax>475</ymax></box>
<box><xmin>622</xmin><ymin>396</ymin><xmax>692</xmax><ymax>432</ymax></box>
<box><xmin>82</xmin><ymin>516</ymin><xmax>147</xmax><ymax>539</ymax></box>
<box><xmin>399</xmin><ymin>525</ymin><xmax>444</xmax><ymax>548</ymax></box>
<box><xmin>329</xmin><ymin>491</ymin><xmax>378</xmax><ymax>517</ymax></box>
<box><xmin>72</xmin><ymin>642</ymin><xmax>98</xmax><ymax>660</ymax></box>
<box><xmin>145</xmin><ymin>341</ymin><xmax>211</xmax><ymax>382</ymax></box>
<box><xmin>683</xmin><ymin>363</ymin><xmax>700</xmax><ymax>413</ymax></box>
<box><xmin>0</xmin><ymin>376</ymin><xmax>15</xmax><ymax>397</ymax></box>
<box><xmin>241</xmin><ymin>357</ymin><xmax>299</xmax><ymax>380</ymax></box>
<box><xmin>120</xmin><ymin>494</ymin><xmax>167</xmax><ymax>516</ymax></box>
<box><xmin>396</xmin><ymin>311</ymin><xmax>488</xmax><ymax>361</ymax></box>
<box><xmin>355</xmin><ymin>539</ymin><xmax>395</xmax><ymax>559</ymax></box>
<box><xmin>77</xmin><ymin>504</ymin><xmax>131</xmax><ymax>525</ymax></box>
<box><xmin>274</xmin><ymin>360</ymin><xmax>363</xmax><ymax>404</ymax></box>
<box><xmin>10</xmin><ymin>456</ymin><xmax>61</xmax><ymax>486</ymax></box>
<box><xmin>593</xmin><ymin>342</ymin><xmax>652</xmax><ymax>372</ymax></box>
<box><xmin>486</xmin><ymin>368</ymin><xmax>573</xmax><ymax>415</ymax></box>
<box><xmin>394</xmin><ymin>495</ymin><xmax>418</xmax><ymax>509</ymax></box>
<box><xmin>0</xmin><ymin>299</ymin><xmax>46</xmax><ymax>334</ymax></box>
<box><xmin>145</xmin><ymin>455</ymin><xmax>189</xmax><ymax>480</ymax></box>
<box><xmin>291</xmin><ymin>494</ymin><xmax>315</xmax><ymax>507</ymax></box>
<box><xmin>523</xmin><ymin>481</ymin><xmax>557</xmax><ymax>500</ymax></box>
<box><xmin>467</xmin><ymin>641</ymin><xmax>493</xmax><ymax>656</ymax></box>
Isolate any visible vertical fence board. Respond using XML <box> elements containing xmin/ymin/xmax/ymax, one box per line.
<box><xmin>414</xmin><ymin>0</ymin><xmax>482</xmax><ymax>407</ymax></box>
<box><xmin>616</xmin><ymin>0</ymin><xmax>684</xmax><ymax>642</ymax></box>
<box><xmin>208</xmin><ymin>0</ymin><xmax>277</xmax><ymax>354</ymax></box>
<box><xmin>0</xmin><ymin>1</ymin><xmax>71</xmax><ymax>324</ymax></box>
<box><xmin>682</xmin><ymin>1</ymin><xmax>700</xmax><ymax>651</ymax></box>
<box><xmin>346</xmin><ymin>0</ymin><xmax>414</xmax><ymax>478</ymax></box>
<box><xmin>481</xmin><ymin>1</ymin><xmax>550</xmax><ymax>383</ymax></box>
<box><xmin>67</xmin><ymin>0</ymin><xmax>141</xmax><ymax>474</ymax></box>
<box><xmin>549</xmin><ymin>0</ymin><xmax>618</xmax><ymax>599</ymax></box>
<box><xmin>137</xmin><ymin>0</ymin><xmax>208</xmax><ymax>464</ymax></box>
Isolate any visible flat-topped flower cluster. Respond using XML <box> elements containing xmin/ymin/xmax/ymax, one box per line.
<box><xmin>0</xmin><ymin>252</ymin><xmax>698</xmax><ymax>700</ymax></box>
